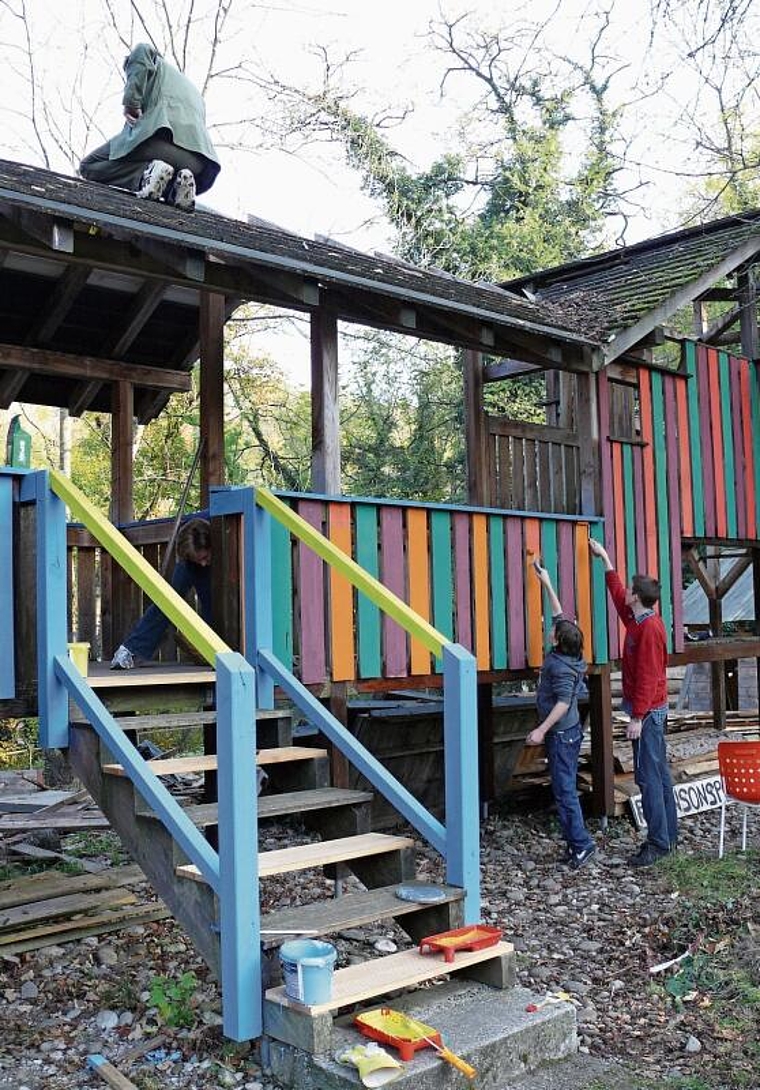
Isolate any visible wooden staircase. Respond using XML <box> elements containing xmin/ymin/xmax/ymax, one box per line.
<box><xmin>67</xmin><ymin>664</ymin><xmax>473</xmax><ymax>1005</ymax></box>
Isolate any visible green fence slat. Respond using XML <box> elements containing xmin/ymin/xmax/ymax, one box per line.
<box><xmin>589</xmin><ymin>522</ymin><xmax>609</xmax><ymax>663</ymax></box>
<box><xmin>270</xmin><ymin>516</ymin><xmax>293</xmax><ymax>670</ymax></box>
<box><xmin>355</xmin><ymin>504</ymin><xmax>382</xmax><ymax>678</ymax></box>
<box><xmin>684</xmin><ymin>341</ymin><xmax>705</xmax><ymax>535</ymax></box>
<box><xmin>488</xmin><ymin>516</ymin><xmax>507</xmax><ymax>670</ymax></box>
<box><xmin>430</xmin><ymin>511</ymin><xmax>454</xmax><ymax>674</ymax></box>
<box><xmin>651</xmin><ymin>372</ymin><xmax>673</xmax><ymax>651</ymax></box>
<box><xmin>719</xmin><ymin>352</ymin><xmax>737</xmax><ymax>537</ymax></box>
<box><xmin>540</xmin><ymin>520</ymin><xmax>559</xmax><ymax>646</ymax></box>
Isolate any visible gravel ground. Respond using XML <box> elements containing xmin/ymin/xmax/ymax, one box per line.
<box><xmin>0</xmin><ymin>801</ymin><xmax>757</xmax><ymax>1090</ymax></box>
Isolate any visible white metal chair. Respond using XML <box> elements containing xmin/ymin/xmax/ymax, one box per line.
<box><xmin>718</xmin><ymin>741</ymin><xmax>760</xmax><ymax>858</ymax></box>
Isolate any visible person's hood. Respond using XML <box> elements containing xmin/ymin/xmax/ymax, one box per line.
<box><xmin>550</xmin><ymin>651</ymin><xmax>587</xmax><ymax>679</ymax></box>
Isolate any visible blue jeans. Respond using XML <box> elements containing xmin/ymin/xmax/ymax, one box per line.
<box><xmin>124</xmin><ymin>561</ymin><xmax>212</xmax><ymax>660</ymax></box>
<box><xmin>544</xmin><ymin>723</ymin><xmax>594</xmax><ymax>854</ymax></box>
<box><xmin>632</xmin><ymin>705</ymin><xmax>678</xmax><ymax>851</ymax></box>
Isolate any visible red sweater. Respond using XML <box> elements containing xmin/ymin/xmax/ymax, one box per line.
<box><xmin>606</xmin><ymin>571</ymin><xmax>668</xmax><ymax>718</ymax></box>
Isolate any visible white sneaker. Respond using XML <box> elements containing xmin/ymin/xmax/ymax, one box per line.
<box><xmin>110</xmin><ymin>644</ymin><xmax>135</xmax><ymax>670</ymax></box>
<box><xmin>166</xmin><ymin>168</ymin><xmax>196</xmax><ymax>211</ymax></box>
<box><xmin>136</xmin><ymin>160</ymin><xmax>174</xmax><ymax>201</ymax></box>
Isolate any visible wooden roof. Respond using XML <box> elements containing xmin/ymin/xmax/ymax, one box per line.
<box><xmin>0</xmin><ymin>159</ymin><xmax>601</xmax><ymax>422</ymax></box>
<box><xmin>504</xmin><ymin>210</ymin><xmax>760</xmax><ymax>364</ymax></box>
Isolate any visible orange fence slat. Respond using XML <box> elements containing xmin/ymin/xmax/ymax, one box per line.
<box><xmin>328</xmin><ymin>502</ymin><xmax>356</xmax><ymax>681</ymax></box>
<box><xmin>471</xmin><ymin>513</ymin><xmax>491</xmax><ymax>670</ymax></box>
<box><xmin>524</xmin><ymin>518</ymin><xmax>543</xmax><ymax>668</ymax></box>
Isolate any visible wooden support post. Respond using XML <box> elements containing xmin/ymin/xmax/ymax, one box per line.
<box><xmin>707</xmin><ymin>557</ymin><xmax>726</xmax><ymax>730</ymax></box>
<box><xmin>110</xmin><ymin>381</ymin><xmax>134</xmax><ymax>657</ymax></box>
<box><xmin>587</xmin><ymin>666</ymin><xmax>614</xmax><ymax>817</ymax></box>
<box><xmin>737</xmin><ymin>269</ymin><xmax>759</xmax><ymax>361</ymax></box>
<box><xmin>463</xmin><ymin>349</ymin><xmax>488</xmax><ymax>505</ymax></box>
<box><xmin>327</xmin><ymin>682</ymin><xmax>350</xmax><ymax>790</ymax></box>
<box><xmin>576</xmin><ymin>372</ymin><xmax>600</xmax><ymax>516</ymax></box>
<box><xmin>754</xmin><ymin>549</ymin><xmax>760</xmax><ymax>732</ymax></box>
<box><xmin>310</xmin><ymin>308</ymin><xmax>341</xmax><ymax>494</ymax></box>
<box><xmin>200</xmin><ymin>292</ymin><xmax>226</xmax><ymax>508</ymax></box>
<box><xmin>477</xmin><ymin>682</ymin><xmax>495</xmax><ymax>814</ymax></box>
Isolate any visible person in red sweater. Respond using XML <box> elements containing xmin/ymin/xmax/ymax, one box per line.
<box><xmin>589</xmin><ymin>539</ymin><xmax>678</xmax><ymax>867</ymax></box>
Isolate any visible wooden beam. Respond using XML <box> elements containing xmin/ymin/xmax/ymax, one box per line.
<box><xmin>134</xmin><ymin>388</ymin><xmax>171</xmax><ymax>425</ymax></box>
<box><xmin>101</xmin><ymin>282</ymin><xmax>166</xmax><ymax>358</ymax></box>
<box><xmin>0</xmin><ymin>343</ymin><xmax>191</xmax><ymax>392</ymax></box>
<box><xmin>576</xmin><ymin>370</ymin><xmax>600</xmax><ymax>514</ymax></box>
<box><xmin>199</xmin><ymin>292</ymin><xmax>226</xmax><ymax>507</ymax></box>
<box><xmin>0</xmin><ymin>369</ymin><xmax>28</xmax><ymax>408</ymax></box>
<box><xmin>68</xmin><ymin>379</ymin><xmax>103</xmax><ymax>417</ymax></box>
<box><xmin>700</xmin><ymin>304</ymin><xmax>741</xmax><ymax>345</ymax></box>
<box><xmin>484</xmin><ymin>358</ymin><xmax>541</xmax><ymax>381</ymax></box>
<box><xmin>606</xmin><ymin>237</ymin><xmax>760</xmax><ymax>364</ymax></box>
<box><xmin>588</xmin><ymin>666</ymin><xmax>614</xmax><ymax>817</ymax></box>
<box><xmin>310</xmin><ymin>307</ymin><xmax>341</xmax><ymax>494</ymax></box>
<box><xmin>134</xmin><ymin>239</ymin><xmax>205</xmax><ymax>281</ymax></box>
<box><xmin>684</xmin><ymin>547</ymin><xmax>716</xmax><ymax>599</ymax></box>
<box><xmin>463</xmin><ymin>349</ymin><xmax>488</xmax><ymax>505</ymax></box>
<box><xmin>10</xmin><ymin>208</ymin><xmax>74</xmax><ymax>253</ymax></box>
<box><xmin>26</xmin><ymin>264</ymin><xmax>91</xmax><ymax>346</ymax></box>
<box><xmin>697</xmin><ymin>287</ymin><xmax>739</xmax><ymax>302</ymax></box>
<box><xmin>110</xmin><ymin>381</ymin><xmax>134</xmax><ymax>524</ymax></box>
<box><xmin>717</xmin><ymin>553</ymin><xmax>753</xmax><ymax>598</ymax></box>
<box><xmin>737</xmin><ymin>269</ymin><xmax>759</xmax><ymax>359</ymax></box>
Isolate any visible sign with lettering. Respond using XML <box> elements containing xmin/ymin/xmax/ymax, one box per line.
<box><xmin>629</xmin><ymin>776</ymin><xmax>724</xmax><ymax>830</ymax></box>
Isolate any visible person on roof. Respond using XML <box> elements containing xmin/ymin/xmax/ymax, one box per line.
<box><xmin>525</xmin><ymin>559</ymin><xmax>596</xmax><ymax>871</ymax></box>
<box><xmin>79</xmin><ymin>43</ymin><xmax>220</xmax><ymax>212</ymax></box>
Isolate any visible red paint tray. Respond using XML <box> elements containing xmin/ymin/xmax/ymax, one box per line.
<box><xmin>418</xmin><ymin>924</ymin><xmax>502</xmax><ymax>964</ymax></box>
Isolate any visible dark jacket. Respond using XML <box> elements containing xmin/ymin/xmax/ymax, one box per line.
<box><xmin>110</xmin><ymin>44</ymin><xmax>220</xmax><ymax>193</ymax></box>
<box><xmin>536</xmin><ymin>651</ymin><xmax>588</xmax><ymax>732</ymax></box>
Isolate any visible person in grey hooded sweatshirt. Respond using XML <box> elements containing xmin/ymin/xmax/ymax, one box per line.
<box><xmin>525</xmin><ymin>560</ymin><xmax>596</xmax><ymax>870</ymax></box>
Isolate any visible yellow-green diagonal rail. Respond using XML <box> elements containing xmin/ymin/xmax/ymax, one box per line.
<box><xmin>256</xmin><ymin>487</ymin><xmax>447</xmax><ymax>656</ymax></box>
<box><xmin>50</xmin><ymin>470</ymin><xmax>229</xmax><ymax>665</ymax></box>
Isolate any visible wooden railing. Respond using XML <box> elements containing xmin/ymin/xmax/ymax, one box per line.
<box><xmin>487</xmin><ymin>416</ymin><xmax>581</xmax><ymax>515</ymax></box>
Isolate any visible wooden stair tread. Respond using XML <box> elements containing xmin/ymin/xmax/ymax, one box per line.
<box><xmin>181</xmin><ymin>788</ymin><xmax>373</xmax><ymax>826</ymax></box>
<box><xmin>108</xmin><ymin>708</ymin><xmax>291</xmax><ymax>731</ymax></box>
<box><xmin>103</xmin><ymin>746</ymin><xmax>327</xmax><ymax>777</ymax></box>
<box><xmin>88</xmin><ymin>665</ymin><xmax>215</xmax><ymax>688</ymax></box>
<box><xmin>265</xmin><ymin>941</ymin><xmax>513</xmax><ymax>1015</ymax></box>
<box><xmin>176</xmin><ymin>832</ymin><xmax>415</xmax><ymax>883</ymax></box>
<box><xmin>260</xmin><ymin>882</ymin><xmax>464</xmax><ymax>941</ymax></box>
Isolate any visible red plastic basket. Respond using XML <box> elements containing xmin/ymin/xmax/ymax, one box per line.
<box><xmin>719</xmin><ymin>741</ymin><xmax>760</xmax><ymax>803</ymax></box>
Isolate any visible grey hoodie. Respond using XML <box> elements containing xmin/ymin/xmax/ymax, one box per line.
<box><xmin>536</xmin><ymin>651</ymin><xmax>588</xmax><ymax>732</ymax></box>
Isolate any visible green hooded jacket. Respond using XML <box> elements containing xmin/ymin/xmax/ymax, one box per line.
<box><xmin>109</xmin><ymin>44</ymin><xmax>220</xmax><ymax>193</ymax></box>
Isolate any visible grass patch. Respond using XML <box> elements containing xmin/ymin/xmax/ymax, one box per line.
<box><xmin>62</xmin><ymin>830</ymin><xmax>129</xmax><ymax>865</ymax></box>
<box><xmin>661</xmin><ymin>850</ymin><xmax>759</xmax><ymax>906</ymax></box>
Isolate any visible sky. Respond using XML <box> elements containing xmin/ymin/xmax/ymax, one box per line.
<box><xmin>0</xmin><ymin>0</ymin><xmax>757</xmax><ymax>385</ymax></box>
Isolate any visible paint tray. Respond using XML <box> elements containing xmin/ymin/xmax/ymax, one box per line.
<box><xmin>355</xmin><ymin>1008</ymin><xmax>441</xmax><ymax>1061</ymax></box>
<box><xmin>418</xmin><ymin>924</ymin><xmax>502</xmax><ymax>964</ymax></box>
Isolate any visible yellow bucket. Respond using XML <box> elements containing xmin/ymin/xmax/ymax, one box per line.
<box><xmin>67</xmin><ymin>642</ymin><xmax>90</xmax><ymax>676</ymax></box>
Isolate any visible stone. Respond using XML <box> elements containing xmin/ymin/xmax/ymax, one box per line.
<box><xmin>19</xmin><ymin>982</ymin><xmax>38</xmax><ymax>1000</ymax></box>
<box><xmin>684</xmin><ymin>1035</ymin><xmax>702</xmax><ymax>1053</ymax></box>
<box><xmin>95</xmin><ymin>1009</ymin><xmax>119</xmax><ymax>1031</ymax></box>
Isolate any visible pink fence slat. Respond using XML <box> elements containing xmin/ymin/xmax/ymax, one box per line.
<box><xmin>697</xmin><ymin>344</ymin><xmax>717</xmax><ymax>537</ymax></box>
<box><xmin>452</xmin><ymin>512</ymin><xmax>473</xmax><ymax>652</ymax></box>
<box><xmin>664</xmin><ymin>378</ymin><xmax>684</xmax><ymax>652</ymax></box>
<box><xmin>557</xmin><ymin>520</ymin><xmax>576</xmax><ymax>620</ymax></box>
<box><xmin>730</xmin><ymin>357</ymin><xmax>747</xmax><ymax>538</ymax></box>
<box><xmin>297</xmin><ymin>500</ymin><xmax>327</xmax><ymax>684</ymax></box>
<box><xmin>505</xmin><ymin>517</ymin><xmax>526</xmax><ymax>669</ymax></box>
<box><xmin>380</xmin><ymin>506</ymin><xmax>408</xmax><ymax>677</ymax></box>
<box><xmin>597</xmin><ymin>371</ymin><xmax>619</xmax><ymax>659</ymax></box>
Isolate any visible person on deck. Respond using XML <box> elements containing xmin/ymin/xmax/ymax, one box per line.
<box><xmin>79</xmin><ymin>43</ymin><xmax>220</xmax><ymax>212</ymax></box>
<box><xmin>110</xmin><ymin>517</ymin><xmax>211</xmax><ymax>670</ymax></box>
<box><xmin>588</xmin><ymin>538</ymin><xmax>678</xmax><ymax>867</ymax></box>
<box><xmin>525</xmin><ymin>559</ymin><xmax>595</xmax><ymax>870</ymax></box>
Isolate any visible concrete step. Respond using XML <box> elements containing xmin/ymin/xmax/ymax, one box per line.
<box><xmin>102</xmin><ymin>745</ymin><xmax>327</xmax><ymax>777</ymax></box>
<box><xmin>264</xmin><ymin>980</ymin><xmax>576</xmax><ymax>1090</ymax></box>
<box><xmin>176</xmin><ymin>832</ymin><xmax>416</xmax><ymax>884</ymax></box>
<box><xmin>260</xmin><ymin>882</ymin><xmax>465</xmax><ymax>948</ymax></box>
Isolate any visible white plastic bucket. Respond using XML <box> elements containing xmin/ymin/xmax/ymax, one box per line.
<box><xmin>279</xmin><ymin>939</ymin><xmax>337</xmax><ymax>1005</ymax></box>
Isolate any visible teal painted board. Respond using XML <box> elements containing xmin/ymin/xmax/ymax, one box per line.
<box><xmin>539</xmin><ymin>520</ymin><xmax>558</xmax><ymax>645</ymax></box>
<box><xmin>684</xmin><ymin>341</ymin><xmax>705</xmax><ymax>535</ymax></box>
<box><xmin>650</xmin><ymin>373</ymin><xmax>673</xmax><ymax>651</ymax></box>
<box><xmin>270</xmin><ymin>516</ymin><xmax>293</xmax><ymax>670</ymax></box>
<box><xmin>718</xmin><ymin>352</ymin><xmax>737</xmax><ymax>537</ymax></box>
<box><xmin>488</xmin><ymin>516</ymin><xmax>507</xmax><ymax>670</ymax></box>
<box><xmin>589</xmin><ymin>522</ymin><xmax>608</xmax><ymax>663</ymax></box>
<box><xmin>431</xmin><ymin>510</ymin><xmax>454</xmax><ymax>672</ymax></box>
<box><xmin>622</xmin><ymin>444</ymin><xmax>637</xmax><ymax>581</ymax></box>
<box><xmin>355</xmin><ymin>504</ymin><xmax>382</xmax><ymax>678</ymax></box>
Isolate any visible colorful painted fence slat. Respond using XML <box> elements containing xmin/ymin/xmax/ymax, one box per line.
<box><xmin>270</xmin><ymin>494</ymin><xmax>603</xmax><ymax>685</ymax></box>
